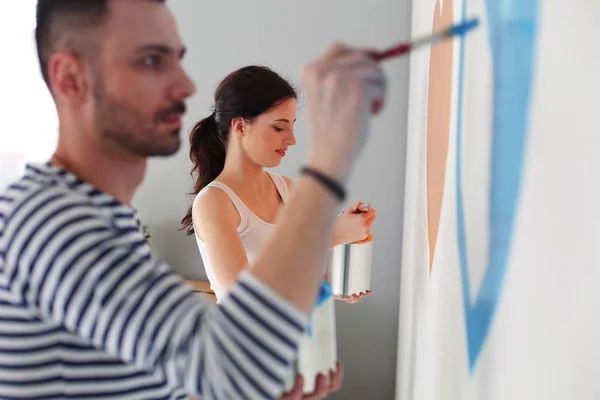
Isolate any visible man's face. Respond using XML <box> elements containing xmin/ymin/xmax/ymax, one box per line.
<box><xmin>93</xmin><ymin>0</ymin><xmax>196</xmax><ymax>157</ymax></box>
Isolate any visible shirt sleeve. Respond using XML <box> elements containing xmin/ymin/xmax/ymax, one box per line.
<box><xmin>2</xmin><ymin>188</ymin><xmax>308</xmax><ymax>399</ymax></box>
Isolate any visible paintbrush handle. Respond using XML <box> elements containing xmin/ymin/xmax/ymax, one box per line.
<box><xmin>367</xmin><ymin>31</ymin><xmax>446</xmax><ymax>61</ymax></box>
<box><xmin>367</xmin><ymin>18</ymin><xmax>479</xmax><ymax>62</ymax></box>
<box><xmin>367</xmin><ymin>43</ymin><xmax>412</xmax><ymax>61</ymax></box>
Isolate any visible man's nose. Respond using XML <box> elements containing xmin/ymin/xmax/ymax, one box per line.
<box><xmin>172</xmin><ymin>68</ymin><xmax>197</xmax><ymax>101</ymax></box>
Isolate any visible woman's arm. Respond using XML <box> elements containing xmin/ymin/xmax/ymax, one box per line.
<box><xmin>192</xmin><ymin>187</ymin><xmax>250</xmax><ymax>295</ymax></box>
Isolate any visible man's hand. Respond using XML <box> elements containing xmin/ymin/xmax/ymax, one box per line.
<box><xmin>301</xmin><ymin>43</ymin><xmax>387</xmax><ymax>182</ymax></box>
<box><xmin>280</xmin><ymin>362</ymin><xmax>344</xmax><ymax>399</ymax></box>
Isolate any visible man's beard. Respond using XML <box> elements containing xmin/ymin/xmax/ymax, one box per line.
<box><xmin>93</xmin><ymin>84</ymin><xmax>185</xmax><ymax>158</ymax></box>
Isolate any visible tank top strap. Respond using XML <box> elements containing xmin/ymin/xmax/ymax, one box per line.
<box><xmin>201</xmin><ymin>181</ymin><xmax>250</xmax><ymax>233</ymax></box>
<box><xmin>266</xmin><ymin>171</ymin><xmax>289</xmax><ymax>203</ymax></box>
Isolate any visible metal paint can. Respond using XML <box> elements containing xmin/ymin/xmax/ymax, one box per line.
<box><xmin>329</xmin><ymin>236</ymin><xmax>373</xmax><ymax>297</ymax></box>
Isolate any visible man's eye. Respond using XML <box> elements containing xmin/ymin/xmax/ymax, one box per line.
<box><xmin>142</xmin><ymin>55</ymin><xmax>162</xmax><ymax>67</ymax></box>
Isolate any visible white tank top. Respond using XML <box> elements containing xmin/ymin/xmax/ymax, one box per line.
<box><xmin>193</xmin><ymin>171</ymin><xmax>289</xmax><ymax>301</ymax></box>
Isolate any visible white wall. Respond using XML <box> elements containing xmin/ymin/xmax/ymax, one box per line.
<box><xmin>397</xmin><ymin>1</ymin><xmax>600</xmax><ymax>399</ymax></box>
<box><xmin>0</xmin><ymin>0</ymin><xmax>58</xmax><ymax>173</ymax></box>
<box><xmin>132</xmin><ymin>1</ymin><xmax>412</xmax><ymax>398</ymax></box>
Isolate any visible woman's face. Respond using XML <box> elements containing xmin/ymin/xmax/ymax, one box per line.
<box><xmin>241</xmin><ymin>98</ymin><xmax>297</xmax><ymax>168</ymax></box>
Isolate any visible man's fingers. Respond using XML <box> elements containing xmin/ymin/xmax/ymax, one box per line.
<box><xmin>361</xmin><ymin>67</ymin><xmax>388</xmax><ymax>115</ymax></box>
<box><xmin>303</xmin><ymin>44</ymin><xmax>387</xmax><ymax>118</ymax></box>
<box><xmin>328</xmin><ymin>50</ymin><xmax>376</xmax><ymax>69</ymax></box>
<box><xmin>319</xmin><ymin>42</ymin><xmax>352</xmax><ymax>63</ymax></box>
<box><xmin>302</xmin><ymin>43</ymin><xmax>351</xmax><ymax>84</ymax></box>
<box><xmin>328</xmin><ymin>65</ymin><xmax>387</xmax><ymax>115</ymax></box>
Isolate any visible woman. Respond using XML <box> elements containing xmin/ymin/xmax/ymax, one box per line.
<box><xmin>181</xmin><ymin>66</ymin><xmax>376</xmax><ymax>398</ymax></box>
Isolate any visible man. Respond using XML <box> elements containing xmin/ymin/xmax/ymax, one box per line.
<box><xmin>0</xmin><ymin>0</ymin><xmax>386</xmax><ymax>399</ymax></box>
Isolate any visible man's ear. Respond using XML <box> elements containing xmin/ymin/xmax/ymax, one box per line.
<box><xmin>48</xmin><ymin>51</ymin><xmax>90</xmax><ymax>103</ymax></box>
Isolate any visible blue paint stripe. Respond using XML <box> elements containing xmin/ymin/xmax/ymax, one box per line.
<box><xmin>456</xmin><ymin>0</ymin><xmax>538</xmax><ymax>371</ymax></box>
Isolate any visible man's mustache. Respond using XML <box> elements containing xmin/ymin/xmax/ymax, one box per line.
<box><xmin>156</xmin><ymin>102</ymin><xmax>186</xmax><ymax>121</ymax></box>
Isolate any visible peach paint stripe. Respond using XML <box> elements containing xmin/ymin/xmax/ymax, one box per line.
<box><xmin>426</xmin><ymin>0</ymin><xmax>453</xmax><ymax>273</ymax></box>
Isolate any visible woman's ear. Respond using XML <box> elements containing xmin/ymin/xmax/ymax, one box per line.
<box><xmin>230</xmin><ymin>117</ymin><xmax>247</xmax><ymax>138</ymax></box>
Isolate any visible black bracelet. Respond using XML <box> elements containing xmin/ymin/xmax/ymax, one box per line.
<box><xmin>300</xmin><ymin>166</ymin><xmax>346</xmax><ymax>201</ymax></box>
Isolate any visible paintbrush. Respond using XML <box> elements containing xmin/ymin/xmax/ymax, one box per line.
<box><xmin>367</xmin><ymin>17</ymin><xmax>480</xmax><ymax>62</ymax></box>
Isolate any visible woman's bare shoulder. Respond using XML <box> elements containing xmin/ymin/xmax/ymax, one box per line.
<box><xmin>192</xmin><ymin>186</ymin><xmax>238</xmax><ymax>226</ymax></box>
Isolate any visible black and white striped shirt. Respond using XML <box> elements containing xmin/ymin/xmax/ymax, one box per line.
<box><xmin>0</xmin><ymin>163</ymin><xmax>307</xmax><ymax>399</ymax></box>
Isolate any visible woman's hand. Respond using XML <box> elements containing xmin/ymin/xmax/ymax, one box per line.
<box><xmin>280</xmin><ymin>362</ymin><xmax>344</xmax><ymax>400</ymax></box>
<box><xmin>332</xmin><ymin>201</ymin><xmax>376</xmax><ymax>247</ymax></box>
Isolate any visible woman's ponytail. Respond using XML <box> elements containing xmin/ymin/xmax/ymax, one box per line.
<box><xmin>181</xmin><ymin>112</ymin><xmax>226</xmax><ymax>235</ymax></box>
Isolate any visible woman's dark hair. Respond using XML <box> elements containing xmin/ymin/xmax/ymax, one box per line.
<box><xmin>181</xmin><ymin>65</ymin><xmax>297</xmax><ymax>235</ymax></box>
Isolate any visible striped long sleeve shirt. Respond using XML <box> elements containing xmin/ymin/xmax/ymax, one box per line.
<box><xmin>0</xmin><ymin>163</ymin><xmax>307</xmax><ymax>399</ymax></box>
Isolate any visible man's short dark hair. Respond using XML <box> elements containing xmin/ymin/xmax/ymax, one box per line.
<box><xmin>35</xmin><ymin>0</ymin><xmax>165</xmax><ymax>90</ymax></box>
<box><xmin>35</xmin><ymin>0</ymin><xmax>109</xmax><ymax>89</ymax></box>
